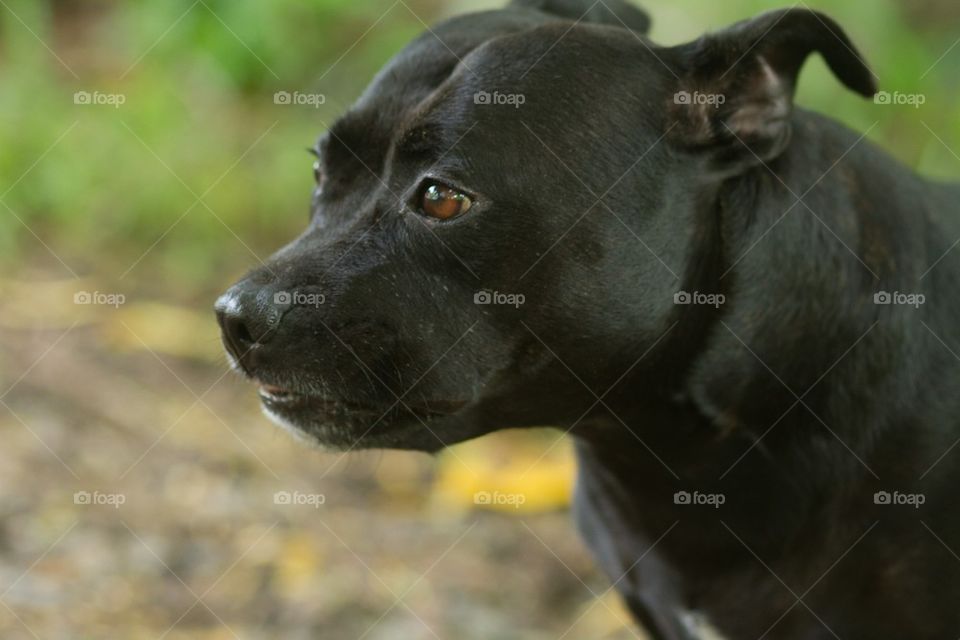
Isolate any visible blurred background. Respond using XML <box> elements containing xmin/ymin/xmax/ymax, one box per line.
<box><xmin>0</xmin><ymin>0</ymin><xmax>957</xmax><ymax>638</ymax></box>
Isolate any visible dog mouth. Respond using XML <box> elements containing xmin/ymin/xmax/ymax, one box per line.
<box><xmin>255</xmin><ymin>379</ymin><xmax>468</xmax><ymax>450</ymax></box>
<box><xmin>255</xmin><ymin>382</ymin><xmax>353</xmax><ymax>413</ymax></box>
<box><xmin>257</xmin><ymin>382</ymin><xmax>299</xmax><ymax>403</ymax></box>
<box><xmin>254</xmin><ymin>380</ymin><xmax>465</xmax><ymax>419</ymax></box>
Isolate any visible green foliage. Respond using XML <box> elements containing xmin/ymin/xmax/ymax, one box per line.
<box><xmin>1</xmin><ymin>0</ymin><xmax>958</xmax><ymax>298</ymax></box>
<box><xmin>0</xmin><ymin>0</ymin><xmax>428</xmax><ymax>293</ymax></box>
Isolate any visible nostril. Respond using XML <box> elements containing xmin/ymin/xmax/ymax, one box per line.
<box><xmin>222</xmin><ymin>314</ymin><xmax>258</xmax><ymax>355</ymax></box>
<box><xmin>215</xmin><ymin>282</ymin><xmax>284</xmax><ymax>365</ymax></box>
<box><xmin>230</xmin><ymin>317</ymin><xmax>254</xmax><ymax>346</ymax></box>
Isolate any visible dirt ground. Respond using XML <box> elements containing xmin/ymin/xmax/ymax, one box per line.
<box><xmin>0</xmin><ymin>277</ymin><xmax>645</xmax><ymax>640</ymax></box>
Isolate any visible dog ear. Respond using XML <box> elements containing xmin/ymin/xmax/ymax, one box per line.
<box><xmin>509</xmin><ymin>0</ymin><xmax>651</xmax><ymax>33</ymax></box>
<box><xmin>667</xmin><ymin>8</ymin><xmax>877</xmax><ymax>175</ymax></box>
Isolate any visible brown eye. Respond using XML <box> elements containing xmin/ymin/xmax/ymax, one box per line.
<box><xmin>312</xmin><ymin>160</ymin><xmax>323</xmax><ymax>186</ymax></box>
<box><xmin>420</xmin><ymin>182</ymin><xmax>472</xmax><ymax>220</ymax></box>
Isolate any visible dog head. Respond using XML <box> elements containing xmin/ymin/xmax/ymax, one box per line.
<box><xmin>215</xmin><ymin>1</ymin><xmax>875</xmax><ymax>451</ymax></box>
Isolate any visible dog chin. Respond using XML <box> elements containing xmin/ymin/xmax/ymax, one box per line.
<box><xmin>258</xmin><ymin>402</ymin><xmax>372</xmax><ymax>451</ymax></box>
<box><xmin>260</xmin><ymin>394</ymin><xmax>489</xmax><ymax>453</ymax></box>
<box><xmin>259</xmin><ymin>404</ymin><xmax>336</xmax><ymax>448</ymax></box>
<box><xmin>257</xmin><ymin>396</ymin><xmax>436</xmax><ymax>451</ymax></box>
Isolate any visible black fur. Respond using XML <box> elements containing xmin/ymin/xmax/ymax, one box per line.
<box><xmin>216</xmin><ymin>2</ymin><xmax>960</xmax><ymax>637</ymax></box>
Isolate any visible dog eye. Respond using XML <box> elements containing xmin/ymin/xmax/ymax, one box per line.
<box><xmin>419</xmin><ymin>181</ymin><xmax>472</xmax><ymax>220</ymax></box>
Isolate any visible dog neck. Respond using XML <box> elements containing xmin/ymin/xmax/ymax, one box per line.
<box><xmin>568</xmin><ymin>109</ymin><xmax>959</xmax><ymax>629</ymax></box>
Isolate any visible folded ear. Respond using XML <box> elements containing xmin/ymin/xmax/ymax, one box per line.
<box><xmin>667</xmin><ymin>8</ymin><xmax>877</xmax><ymax>176</ymax></box>
<box><xmin>510</xmin><ymin>0</ymin><xmax>651</xmax><ymax>33</ymax></box>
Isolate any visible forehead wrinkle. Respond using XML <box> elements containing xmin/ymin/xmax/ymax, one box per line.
<box><xmin>317</xmin><ymin>12</ymin><xmax>550</xmax><ymax>177</ymax></box>
<box><xmin>325</xmin><ymin>113</ymin><xmax>377</xmax><ymax>155</ymax></box>
<box><xmin>361</xmin><ymin>14</ymin><xmax>544</xmax><ymax>165</ymax></box>
<box><xmin>391</xmin><ymin>81</ymin><xmax>460</xmax><ymax>159</ymax></box>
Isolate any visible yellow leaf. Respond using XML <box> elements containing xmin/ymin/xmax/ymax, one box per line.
<box><xmin>275</xmin><ymin>532</ymin><xmax>323</xmax><ymax>596</ymax></box>
<box><xmin>431</xmin><ymin>430</ymin><xmax>575</xmax><ymax>515</ymax></box>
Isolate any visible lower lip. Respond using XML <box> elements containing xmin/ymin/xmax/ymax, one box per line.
<box><xmin>256</xmin><ymin>388</ymin><xmax>348</xmax><ymax>417</ymax></box>
<box><xmin>257</xmin><ymin>385</ymin><xmax>300</xmax><ymax>404</ymax></box>
<box><xmin>256</xmin><ymin>385</ymin><xmax>462</xmax><ymax>419</ymax></box>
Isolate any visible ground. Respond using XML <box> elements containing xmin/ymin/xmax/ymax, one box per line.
<box><xmin>0</xmin><ymin>277</ymin><xmax>643</xmax><ymax>640</ymax></box>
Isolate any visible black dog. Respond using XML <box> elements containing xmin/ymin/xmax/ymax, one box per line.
<box><xmin>216</xmin><ymin>1</ymin><xmax>960</xmax><ymax>637</ymax></box>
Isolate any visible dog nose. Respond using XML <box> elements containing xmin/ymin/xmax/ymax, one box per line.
<box><xmin>214</xmin><ymin>281</ymin><xmax>285</xmax><ymax>363</ymax></box>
